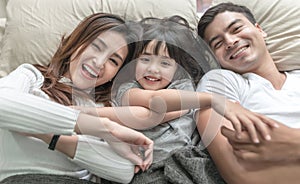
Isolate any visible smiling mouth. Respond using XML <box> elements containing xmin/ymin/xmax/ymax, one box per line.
<box><xmin>82</xmin><ymin>64</ymin><xmax>98</xmax><ymax>78</ymax></box>
<box><xmin>230</xmin><ymin>46</ymin><xmax>249</xmax><ymax>59</ymax></box>
<box><xmin>144</xmin><ymin>76</ymin><xmax>160</xmax><ymax>82</ymax></box>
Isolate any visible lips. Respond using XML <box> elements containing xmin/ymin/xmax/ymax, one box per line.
<box><xmin>144</xmin><ymin>76</ymin><xmax>160</xmax><ymax>82</ymax></box>
<box><xmin>230</xmin><ymin>46</ymin><xmax>249</xmax><ymax>59</ymax></box>
<box><xmin>82</xmin><ymin>64</ymin><xmax>98</xmax><ymax>78</ymax></box>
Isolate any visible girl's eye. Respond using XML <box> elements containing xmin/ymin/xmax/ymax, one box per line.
<box><xmin>161</xmin><ymin>60</ymin><xmax>171</xmax><ymax>66</ymax></box>
<box><xmin>139</xmin><ymin>57</ymin><xmax>150</xmax><ymax>62</ymax></box>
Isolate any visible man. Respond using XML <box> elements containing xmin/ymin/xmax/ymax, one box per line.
<box><xmin>196</xmin><ymin>2</ymin><xmax>300</xmax><ymax>184</ymax></box>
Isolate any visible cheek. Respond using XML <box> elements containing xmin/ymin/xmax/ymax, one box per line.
<box><xmin>162</xmin><ymin>70</ymin><xmax>175</xmax><ymax>82</ymax></box>
<box><xmin>135</xmin><ymin>64</ymin><xmax>146</xmax><ymax>80</ymax></box>
<box><xmin>106</xmin><ymin>67</ymin><xmax>119</xmax><ymax>80</ymax></box>
<box><xmin>69</xmin><ymin>59</ymin><xmax>80</xmax><ymax>79</ymax></box>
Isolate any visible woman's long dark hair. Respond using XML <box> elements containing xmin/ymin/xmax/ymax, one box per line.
<box><xmin>35</xmin><ymin>13</ymin><xmax>142</xmax><ymax>106</ymax></box>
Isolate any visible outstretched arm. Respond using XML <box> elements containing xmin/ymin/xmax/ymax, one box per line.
<box><xmin>29</xmin><ymin>133</ymin><xmax>141</xmax><ymax>183</ymax></box>
<box><xmin>122</xmin><ymin>88</ymin><xmax>278</xmax><ymax>142</ymax></box>
<box><xmin>196</xmin><ymin>108</ymin><xmax>300</xmax><ymax>184</ymax></box>
<box><xmin>73</xmin><ymin>105</ymin><xmax>188</xmax><ymax>130</ymax></box>
<box><xmin>28</xmin><ymin>112</ymin><xmax>154</xmax><ymax>173</ymax></box>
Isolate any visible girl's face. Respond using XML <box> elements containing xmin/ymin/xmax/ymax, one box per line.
<box><xmin>67</xmin><ymin>31</ymin><xmax>128</xmax><ymax>90</ymax></box>
<box><xmin>136</xmin><ymin>40</ymin><xmax>177</xmax><ymax>90</ymax></box>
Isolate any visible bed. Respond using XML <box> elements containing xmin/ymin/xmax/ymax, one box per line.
<box><xmin>0</xmin><ymin>0</ymin><xmax>299</xmax><ymax>183</ymax></box>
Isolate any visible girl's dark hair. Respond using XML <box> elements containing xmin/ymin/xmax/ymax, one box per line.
<box><xmin>198</xmin><ymin>2</ymin><xmax>256</xmax><ymax>39</ymax></box>
<box><xmin>35</xmin><ymin>13</ymin><xmax>142</xmax><ymax>106</ymax></box>
<box><xmin>137</xmin><ymin>15</ymin><xmax>215</xmax><ymax>85</ymax></box>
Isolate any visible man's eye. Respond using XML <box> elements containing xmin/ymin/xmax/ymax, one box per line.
<box><xmin>233</xmin><ymin>25</ymin><xmax>242</xmax><ymax>33</ymax></box>
<box><xmin>214</xmin><ymin>41</ymin><xmax>223</xmax><ymax>49</ymax></box>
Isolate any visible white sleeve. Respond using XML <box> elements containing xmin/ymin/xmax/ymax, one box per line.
<box><xmin>0</xmin><ymin>64</ymin><xmax>78</xmax><ymax>134</ymax></box>
<box><xmin>71</xmin><ymin>135</ymin><xmax>134</xmax><ymax>184</ymax></box>
<box><xmin>196</xmin><ymin>69</ymin><xmax>241</xmax><ymax>101</ymax></box>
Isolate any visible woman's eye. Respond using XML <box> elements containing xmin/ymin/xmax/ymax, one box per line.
<box><xmin>91</xmin><ymin>43</ymin><xmax>101</xmax><ymax>51</ymax></box>
<box><xmin>110</xmin><ymin>58</ymin><xmax>119</xmax><ymax>66</ymax></box>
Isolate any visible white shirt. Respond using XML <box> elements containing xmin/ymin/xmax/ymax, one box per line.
<box><xmin>0</xmin><ymin>64</ymin><xmax>134</xmax><ymax>183</ymax></box>
<box><xmin>197</xmin><ymin>69</ymin><xmax>300</xmax><ymax>128</ymax></box>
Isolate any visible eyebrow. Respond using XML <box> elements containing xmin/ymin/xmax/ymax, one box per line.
<box><xmin>208</xmin><ymin>19</ymin><xmax>242</xmax><ymax>47</ymax></box>
<box><xmin>95</xmin><ymin>37</ymin><xmax>108</xmax><ymax>49</ymax></box>
<box><xmin>112</xmin><ymin>52</ymin><xmax>124</xmax><ymax>62</ymax></box>
<box><xmin>95</xmin><ymin>38</ymin><xmax>124</xmax><ymax>61</ymax></box>
<box><xmin>142</xmin><ymin>52</ymin><xmax>171</xmax><ymax>59</ymax></box>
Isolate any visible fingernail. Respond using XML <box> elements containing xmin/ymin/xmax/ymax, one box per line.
<box><xmin>274</xmin><ymin>124</ymin><xmax>279</xmax><ymax>128</ymax></box>
<box><xmin>254</xmin><ymin>139</ymin><xmax>260</xmax><ymax>143</ymax></box>
<box><xmin>265</xmin><ymin>135</ymin><xmax>271</xmax><ymax>140</ymax></box>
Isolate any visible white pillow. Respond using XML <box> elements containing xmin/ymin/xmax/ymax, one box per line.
<box><xmin>101</xmin><ymin>0</ymin><xmax>198</xmax><ymax>28</ymax></box>
<box><xmin>0</xmin><ymin>0</ymin><xmax>7</xmax><ymax>18</ymax></box>
<box><xmin>0</xmin><ymin>0</ymin><xmax>197</xmax><ymax>77</ymax></box>
<box><xmin>212</xmin><ymin>0</ymin><xmax>300</xmax><ymax>71</ymax></box>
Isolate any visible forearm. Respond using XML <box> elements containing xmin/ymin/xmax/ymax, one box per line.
<box><xmin>36</xmin><ymin>134</ymin><xmax>134</xmax><ymax>183</ymax></box>
<box><xmin>162</xmin><ymin>110</ymin><xmax>189</xmax><ymax>122</ymax></box>
<box><xmin>0</xmin><ymin>90</ymin><xmax>78</xmax><ymax>134</ymax></box>
<box><xmin>35</xmin><ymin>134</ymin><xmax>78</xmax><ymax>158</ymax></box>
<box><xmin>126</xmin><ymin>88</ymin><xmax>214</xmax><ymax>113</ymax></box>
<box><xmin>197</xmin><ymin>109</ymin><xmax>300</xmax><ymax>184</ymax></box>
<box><xmin>81</xmin><ymin>106</ymin><xmax>165</xmax><ymax>130</ymax></box>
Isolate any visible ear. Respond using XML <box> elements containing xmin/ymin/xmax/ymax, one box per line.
<box><xmin>255</xmin><ymin>23</ymin><xmax>267</xmax><ymax>38</ymax></box>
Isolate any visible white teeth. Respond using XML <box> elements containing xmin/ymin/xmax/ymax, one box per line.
<box><xmin>145</xmin><ymin>76</ymin><xmax>159</xmax><ymax>81</ymax></box>
<box><xmin>232</xmin><ymin>47</ymin><xmax>247</xmax><ymax>58</ymax></box>
<box><xmin>83</xmin><ymin>64</ymin><xmax>97</xmax><ymax>78</ymax></box>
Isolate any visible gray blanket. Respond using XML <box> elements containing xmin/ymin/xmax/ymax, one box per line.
<box><xmin>0</xmin><ymin>174</ymin><xmax>97</xmax><ymax>184</ymax></box>
<box><xmin>102</xmin><ymin>145</ymin><xmax>226</xmax><ymax>184</ymax></box>
<box><xmin>1</xmin><ymin>137</ymin><xmax>225</xmax><ymax>184</ymax></box>
<box><xmin>1</xmin><ymin>145</ymin><xmax>225</xmax><ymax>184</ymax></box>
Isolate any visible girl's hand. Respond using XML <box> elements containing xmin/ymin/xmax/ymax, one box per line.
<box><xmin>212</xmin><ymin>96</ymin><xmax>278</xmax><ymax>143</ymax></box>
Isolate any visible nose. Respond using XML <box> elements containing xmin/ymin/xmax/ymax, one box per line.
<box><xmin>92</xmin><ymin>56</ymin><xmax>106</xmax><ymax>69</ymax></box>
<box><xmin>225</xmin><ymin>35</ymin><xmax>238</xmax><ymax>50</ymax></box>
<box><xmin>147</xmin><ymin>61</ymin><xmax>160</xmax><ymax>73</ymax></box>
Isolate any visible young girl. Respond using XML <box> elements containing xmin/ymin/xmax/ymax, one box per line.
<box><xmin>109</xmin><ymin>16</ymin><xmax>203</xmax><ymax>162</ymax></box>
<box><xmin>0</xmin><ymin>13</ymin><xmax>153</xmax><ymax>183</ymax></box>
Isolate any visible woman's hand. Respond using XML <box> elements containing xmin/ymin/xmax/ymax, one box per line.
<box><xmin>107</xmin><ymin>122</ymin><xmax>153</xmax><ymax>171</ymax></box>
<box><xmin>75</xmin><ymin>113</ymin><xmax>154</xmax><ymax>171</ymax></box>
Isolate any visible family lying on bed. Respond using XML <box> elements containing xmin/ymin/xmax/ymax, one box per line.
<box><xmin>1</xmin><ymin>2</ymin><xmax>300</xmax><ymax>184</ymax></box>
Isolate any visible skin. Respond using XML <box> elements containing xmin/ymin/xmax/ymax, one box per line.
<box><xmin>29</xmin><ymin>30</ymin><xmax>154</xmax><ymax>172</ymax></box>
<box><xmin>68</xmin><ymin>31</ymin><xmax>128</xmax><ymax>90</ymax></box>
<box><xmin>78</xmin><ymin>41</ymin><xmax>186</xmax><ymax>130</ymax></box>
<box><xmin>197</xmin><ymin>11</ymin><xmax>300</xmax><ymax>184</ymax></box>
<box><xmin>135</xmin><ymin>40</ymin><xmax>177</xmax><ymax>91</ymax></box>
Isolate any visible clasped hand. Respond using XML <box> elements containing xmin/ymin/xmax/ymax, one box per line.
<box><xmin>213</xmin><ymin>97</ymin><xmax>279</xmax><ymax>143</ymax></box>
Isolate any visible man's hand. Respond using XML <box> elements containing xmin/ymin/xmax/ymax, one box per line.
<box><xmin>221</xmin><ymin>123</ymin><xmax>300</xmax><ymax>165</ymax></box>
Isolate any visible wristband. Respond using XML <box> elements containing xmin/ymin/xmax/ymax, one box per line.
<box><xmin>48</xmin><ymin>135</ymin><xmax>61</xmax><ymax>151</ymax></box>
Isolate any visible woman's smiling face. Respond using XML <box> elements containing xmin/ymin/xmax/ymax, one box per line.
<box><xmin>67</xmin><ymin>30</ymin><xmax>128</xmax><ymax>90</ymax></box>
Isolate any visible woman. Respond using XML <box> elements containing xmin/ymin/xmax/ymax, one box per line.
<box><xmin>0</xmin><ymin>13</ymin><xmax>153</xmax><ymax>184</ymax></box>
